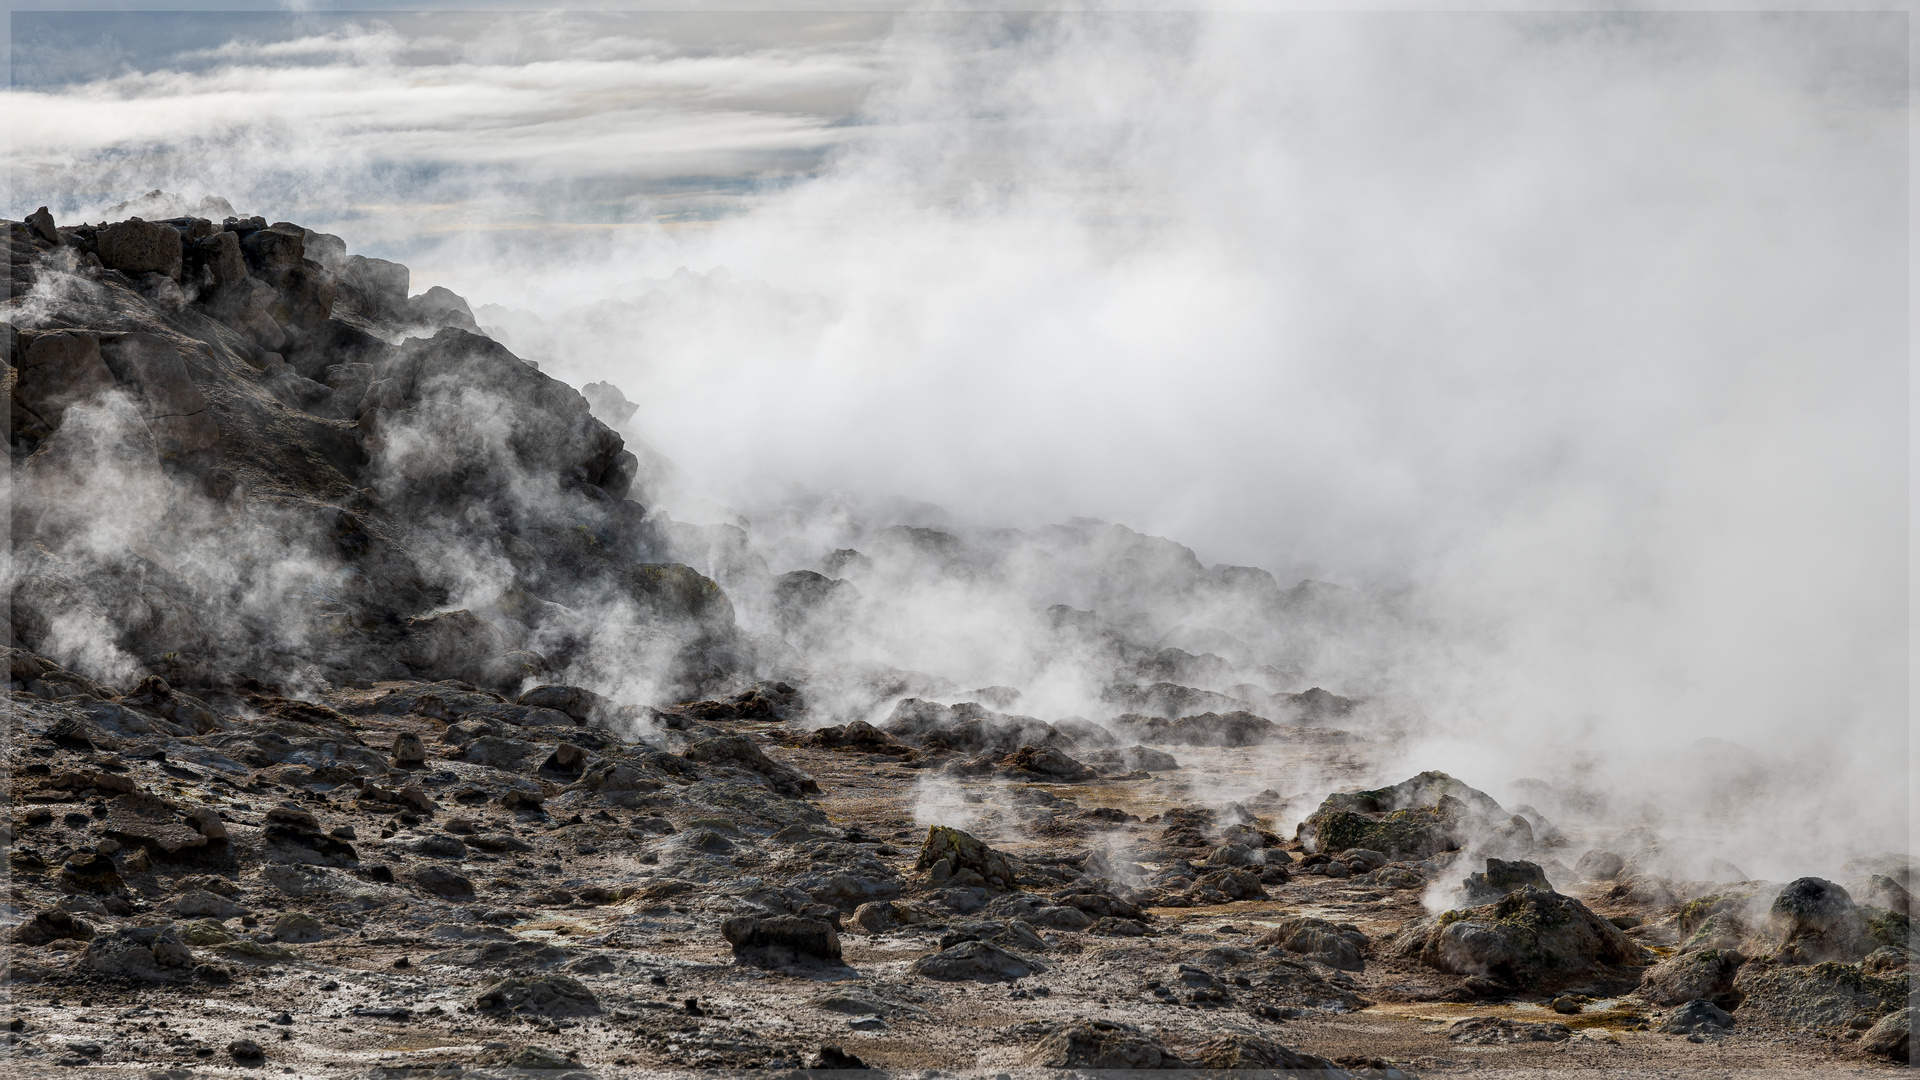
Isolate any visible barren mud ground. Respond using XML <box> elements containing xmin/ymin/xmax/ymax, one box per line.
<box><xmin>2</xmin><ymin>693</ymin><xmax>1902</xmax><ymax>1078</ymax></box>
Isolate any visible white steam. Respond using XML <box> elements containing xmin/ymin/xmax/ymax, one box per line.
<box><xmin>4</xmin><ymin>12</ymin><xmax>1908</xmax><ymax>875</ymax></box>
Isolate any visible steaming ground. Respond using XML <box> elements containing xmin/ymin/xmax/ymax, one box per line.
<box><xmin>6</xmin><ymin>11</ymin><xmax>1907</xmax><ymax>862</ymax></box>
<box><xmin>0</xmin><ymin>206</ymin><xmax>1912</xmax><ymax>1073</ymax></box>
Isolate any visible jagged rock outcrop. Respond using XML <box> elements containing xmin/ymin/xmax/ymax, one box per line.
<box><xmin>5</xmin><ymin>207</ymin><xmax>732</xmax><ymax>699</ymax></box>
<box><xmin>1731</xmin><ymin>959</ymin><xmax>1906</xmax><ymax>1031</ymax></box>
<box><xmin>1298</xmin><ymin>770</ymin><xmax>1539</xmax><ymax>859</ymax></box>
<box><xmin>1393</xmin><ymin>884</ymin><xmax>1645</xmax><ymax>991</ymax></box>
<box><xmin>917</xmin><ymin>824</ymin><xmax>1023</xmax><ymax>891</ymax></box>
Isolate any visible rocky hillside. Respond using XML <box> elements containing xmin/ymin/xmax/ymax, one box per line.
<box><xmin>6</xmin><ymin>208</ymin><xmax>734</xmax><ymax>706</ymax></box>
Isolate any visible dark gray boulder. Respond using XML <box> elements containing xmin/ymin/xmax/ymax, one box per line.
<box><xmin>911</xmin><ymin>940</ymin><xmax>1042</xmax><ymax>982</ymax></box>
<box><xmin>1658</xmin><ymin>999</ymin><xmax>1735</xmax><ymax>1035</ymax></box>
<box><xmin>1392</xmin><ymin>885</ymin><xmax>1644</xmax><ymax>991</ymax></box>
<box><xmin>722</xmin><ymin>915</ymin><xmax>842</xmax><ymax>964</ymax></box>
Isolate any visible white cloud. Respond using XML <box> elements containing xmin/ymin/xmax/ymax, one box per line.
<box><xmin>5</xmin><ymin>15</ymin><xmax>889</xmax><ymax>221</ymax></box>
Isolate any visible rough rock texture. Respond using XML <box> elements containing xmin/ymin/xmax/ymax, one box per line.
<box><xmin>1256</xmin><ymin>915</ymin><xmax>1369</xmax><ymax>971</ymax></box>
<box><xmin>1116</xmin><ymin>709</ymin><xmax>1349</xmax><ymax>748</ymax></box>
<box><xmin>913</xmin><ymin>940</ymin><xmax>1042</xmax><ymax>982</ymax></box>
<box><xmin>1446</xmin><ymin>1016</ymin><xmax>1571</xmax><ymax>1044</ymax></box>
<box><xmin>1731</xmin><ymin>959</ymin><xmax>1906</xmax><ymax>1031</ymax></box>
<box><xmin>1767</xmin><ymin>876</ymin><xmax>1869</xmax><ymax>964</ymax></box>
<box><xmin>1030</xmin><ymin>1020</ymin><xmax>1185</xmax><ymax>1069</ymax></box>
<box><xmin>1083</xmin><ymin>743</ymin><xmax>1180</xmax><ymax>772</ymax></box>
<box><xmin>13</xmin><ymin>331</ymin><xmax>116</xmax><ymax>431</ymax></box>
<box><xmin>1862</xmin><ymin>1007</ymin><xmax>1911</xmax><ymax>1063</ymax></box>
<box><xmin>97</xmin><ymin>219</ymin><xmax>183</xmax><ymax>280</ymax></box>
<box><xmin>1454</xmin><ymin>857</ymin><xmax>1552</xmax><ymax>905</ymax></box>
<box><xmin>918</xmin><ymin>825</ymin><xmax>1020</xmax><ymax>889</ymax></box>
<box><xmin>1639</xmin><ymin>947</ymin><xmax>1745</xmax><ymax>1007</ymax></box>
<box><xmin>1191</xmin><ymin>1033</ymin><xmax>1347</xmax><ymax>1072</ymax></box>
<box><xmin>99</xmin><ymin>334</ymin><xmax>221</xmax><ymax>454</ymax></box>
<box><xmin>1298</xmin><ymin>771</ymin><xmax>1532</xmax><ymax>859</ymax></box>
<box><xmin>801</xmin><ymin>719</ymin><xmax>914</xmax><ymax>757</ymax></box>
<box><xmin>1393</xmin><ymin>885</ymin><xmax>1644</xmax><ymax>991</ymax></box>
<box><xmin>473</xmin><ymin>975</ymin><xmax>602</xmax><ymax>1016</ymax></box>
<box><xmin>1667</xmin><ymin>878</ymin><xmax>1906</xmax><ymax>966</ymax></box>
<box><xmin>79</xmin><ymin>925</ymin><xmax>194</xmax><ymax>981</ymax></box>
<box><xmin>722</xmin><ymin>914</ymin><xmax>843</xmax><ymax>964</ymax></box>
<box><xmin>1658</xmin><ymin>999</ymin><xmax>1735</xmax><ymax>1035</ymax></box>
<box><xmin>1575</xmin><ymin>849</ymin><xmax>1626</xmax><ymax>880</ymax></box>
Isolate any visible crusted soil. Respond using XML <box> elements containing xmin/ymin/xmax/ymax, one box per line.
<box><xmin>3</xmin><ymin>702</ymin><xmax>1906</xmax><ymax>1076</ymax></box>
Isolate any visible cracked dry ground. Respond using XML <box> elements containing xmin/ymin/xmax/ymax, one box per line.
<box><xmin>4</xmin><ymin>684</ymin><xmax>1904</xmax><ymax>1077</ymax></box>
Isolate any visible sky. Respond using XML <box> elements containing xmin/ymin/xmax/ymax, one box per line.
<box><xmin>3</xmin><ymin>8</ymin><xmax>1912</xmax><ymax>838</ymax></box>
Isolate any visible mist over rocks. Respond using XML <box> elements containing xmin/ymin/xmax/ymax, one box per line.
<box><xmin>3</xmin><ymin>201</ymin><xmax>1909</xmax><ymax>1073</ymax></box>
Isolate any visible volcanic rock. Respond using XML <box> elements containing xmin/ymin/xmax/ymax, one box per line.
<box><xmin>97</xmin><ymin>219</ymin><xmax>182</xmax><ymax>280</ymax></box>
<box><xmin>1575</xmin><ymin>849</ymin><xmax>1626</xmax><ymax>880</ymax></box>
<box><xmin>951</xmin><ymin>743</ymin><xmax>1099</xmax><ymax>782</ymax></box>
<box><xmin>79</xmin><ymin>925</ymin><xmax>193</xmax><ymax>981</ymax></box>
<box><xmin>273</xmin><ymin>913</ymin><xmax>326</xmax><ymax>943</ymax></box>
<box><xmin>1256</xmin><ymin>916</ymin><xmax>1369</xmax><ymax>971</ymax></box>
<box><xmin>680</xmin><ymin>735</ymin><xmax>818</xmax><ymax>796</ymax></box>
<box><xmin>25</xmin><ymin>205</ymin><xmax>57</xmax><ymax>244</ymax></box>
<box><xmin>1454</xmin><ymin>858</ymin><xmax>1552</xmax><ymax>906</ymax></box>
<box><xmin>1011</xmin><ymin>743</ymin><xmax>1101</xmax><ymax>779</ymax></box>
<box><xmin>390</xmin><ymin>731</ymin><xmax>427</xmax><ymax>767</ymax></box>
<box><xmin>881</xmin><ymin>698</ymin><xmax>1071</xmax><ymax>755</ymax></box>
<box><xmin>1767</xmin><ymin>877</ymin><xmax>1869</xmax><ymax>963</ymax></box>
<box><xmin>801</xmin><ymin>720</ymin><xmax>914</xmax><ymax>757</ymax></box>
<box><xmin>99</xmin><ymin>334</ymin><xmax>220</xmax><ymax>455</ymax></box>
<box><xmin>1051</xmin><ymin>890</ymin><xmax>1149</xmax><ymax>921</ymax></box>
<box><xmin>14</xmin><ymin>331</ymin><xmax>114</xmax><ymax>431</ymax></box>
<box><xmin>662</xmin><ymin>681</ymin><xmax>802</xmax><ymax>722</ymax></box>
<box><xmin>1863</xmin><ymin>1007</ymin><xmax>1912</xmax><ymax>1063</ymax></box>
<box><xmin>1392</xmin><ymin>885</ymin><xmax>1643</xmax><ymax>991</ymax></box>
<box><xmin>1730</xmin><ymin>959</ymin><xmax>1905</xmax><ymax>1030</ymax></box>
<box><xmin>473</xmin><ymin>975</ymin><xmax>601</xmax><ymax>1016</ymax></box>
<box><xmin>722</xmin><ymin>915</ymin><xmax>843</xmax><ymax>964</ymax></box>
<box><xmin>13</xmin><ymin>909</ymin><xmax>94</xmax><ymax>946</ymax></box>
<box><xmin>1297</xmin><ymin>770</ymin><xmax>1518</xmax><ymax>859</ymax></box>
<box><xmin>1116</xmin><ymin>710</ymin><xmax>1288</xmax><ymax>747</ymax></box>
<box><xmin>913</xmin><ymin>940</ymin><xmax>1043</xmax><ymax>982</ymax></box>
<box><xmin>59</xmin><ymin>854</ymin><xmax>126</xmax><ymax>895</ymax></box>
<box><xmin>1181</xmin><ymin>868</ymin><xmax>1266</xmax><ymax>904</ymax></box>
<box><xmin>517</xmin><ymin>683</ymin><xmax>614</xmax><ymax>724</ymax></box>
<box><xmin>407</xmin><ymin>865</ymin><xmax>475</xmax><ymax>901</ymax></box>
<box><xmin>105</xmin><ymin>792</ymin><xmax>229</xmax><ymax>861</ymax></box>
<box><xmin>119</xmin><ymin>676</ymin><xmax>223</xmax><ymax>734</ymax></box>
<box><xmin>1342</xmin><ymin>848</ymin><xmax>1389</xmax><ymax>873</ymax></box>
<box><xmin>1446</xmin><ymin>1016</ymin><xmax>1571</xmax><ymax>1044</ymax></box>
<box><xmin>263</xmin><ymin>803</ymin><xmax>358</xmax><ymax>865</ymax></box>
<box><xmin>174</xmin><ymin>890</ymin><xmax>248</xmax><ymax>918</ymax></box>
<box><xmin>1083</xmin><ymin>744</ymin><xmax>1179</xmax><ymax>772</ymax></box>
<box><xmin>1192</xmin><ymin>1034</ymin><xmax>1347</xmax><ymax>1072</ymax></box>
<box><xmin>541</xmin><ymin>742</ymin><xmax>588</xmax><ymax>775</ymax></box>
<box><xmin>1029</xmin><ymin>1020</ymin><xmax>1183</xmax><ymax>1069</ymax></box>
<box><xmin>1658</xmin><ymin>999</ymin><xmax>1735</xmax><ymax>1035</ymax></box>
<box><xmin>1639</xmin><ymin>947</ymin><xmax>1745</xmax><ymax>1007</ymax></box>
<box><xmin>919</xmin><ymin>825</ymin><xmax>1019</xmax><ymax>890</ymax></box>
